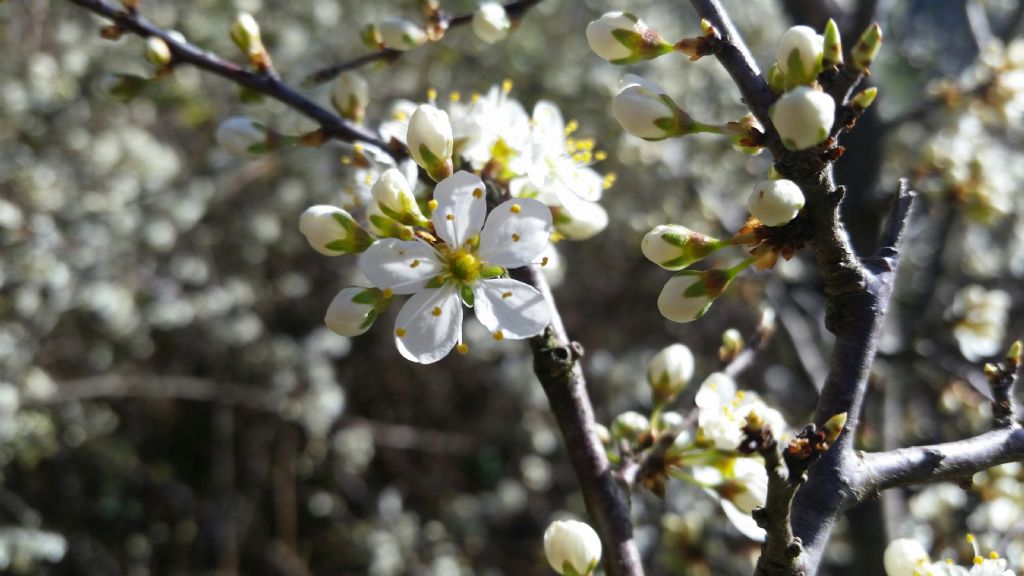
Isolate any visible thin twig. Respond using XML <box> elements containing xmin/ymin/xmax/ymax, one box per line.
<box><xmin>304</xmin><ymin>0</ymin><xmax>546</xmax><ymax>85</ymax></box>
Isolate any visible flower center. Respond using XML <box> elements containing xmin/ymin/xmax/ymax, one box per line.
<box><xmin>449</xmin><ymin>250</ymin><xmax>481</xmax><ymax>283</ymax></box>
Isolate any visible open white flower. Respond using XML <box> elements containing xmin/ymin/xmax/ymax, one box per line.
<box><xmin>358</xmin><ymin>171</ymin><xmax>552</xmax><ymax>363</ymax></box>
<box><xmin>449</xmin><ymin>84</ymin><xmax>531</xmax><ymax>171</ymax></box>
<box><xmin>472</xmin><ymin>2</ymin><xmax>512</xmax><ymax>44</ymax></box>
<box><xmin>695</xmin><ymin>372</ymin><xmax>788</xmax><ymax>451</ymax></box>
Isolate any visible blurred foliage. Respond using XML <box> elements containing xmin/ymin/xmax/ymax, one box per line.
<box><xmin>1</xmin><ymin>0</ymin><xmax>1024</xmax><ymax>574</ymax></box>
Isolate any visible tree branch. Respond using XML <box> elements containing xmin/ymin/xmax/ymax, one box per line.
<box><xmin>858</xmin><ymin>427</ymin><xmax>1024</xmax><ymax>492</ymax></box>
<box><xmin>511</xmin><ymin>265</ymin><xmax>645</xmax><ymax>576</ymax></box>
<box><xmin>64</xmin><ymin>0</ymin><xmax>393</xmax><ymax>153</ymax></box>
<box><xmin>305</xmin><ymin>0</ymin><xmax>546</xmax><ymax>85</ymax></box>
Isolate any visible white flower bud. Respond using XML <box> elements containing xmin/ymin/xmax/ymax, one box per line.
<box><xmin>612</xmin><ymin>75</ymin><xmax>685</xmax><ymax>141</ymax></box>
<box><xmin>543</xmin><ymin>520</ymin><xmax>602</xmax><ymax>576</ymax></box>
<box><xmin>656</xmin><ymin>410</ymin><xmax>686</xmax><ymax>431</ymax></box>
<box><xmin>372</xmin><ymin>168</ymin><xmax>426</xmax><ymax>225</ymax></box>
<box><xmin>611</xmin><ymin>411</ymin><xmax>650</xmax><ymax>442</ymax></box>
<box><xmin>230</xmin><ymin>12</ymin><xmax>263</xmax><ymax>56</ymax></box>
<box><xmin>647</xmin><ymin>344</ymin><xmax>695</xmax><ymax>404</ymax></box>
<box><xmin>379</xmin><ymin>18</ymin><xmax>428</xmax><ymax>51</ymax></box>
<box><xmin>145</xmin><ymin>36</ymin><xmax>172</xmax><ymax>66</ymax></box>
<box><xmin>325</xmin><ymin>287</ymin><xmax>378</xmax><ymax>337</ymax></box>
<box><xmin>725</xmin><ymin>457</ymin><xmax>768</xmax><ymax>514</ymax></box>
<box><xmin>770</xmin><ymin>86</ymin><xmax>835</xmax><ymax>150</ymax></box>
<box><xmin>657</xmin><ymin>274</ymin><xmax>712</xmax><ymax>323</ymax></box>
<box><xmin>747</xmin><ymin>179</ymin><xmax>805</xmax><ymax>226</ymax></box>
<box><xmin>555</xmin><ymin>199</ymin><xmax>608</xmax><ymax>240</ymax></box>
<box><xmin>883</xmin><ymin>539</ymin><xmax>930</xmax><ymax>576</ymax></box>
<box><xmin>776</xmin><ymin>25</ymin><xmax>824</xmax><ymax>84</ymax></box>
<box><xmin>472</xmin><ymin>2</ymin><xmax>511</xmax><ymax>44</ymax></box>
<box><xmin>407</xmin><ymin>104</ymin><xmax>454</xmax><ymax>182</ymax></box>
<box><xmin>586</xmin><ymin>11</ymin><xmax>670</xmax><ymax>64</ymax></box>
<box><xmin>331</xmin><ymin>71</ymin><xmax>370</xmax><ymax>123</ymax></box>
<box><xmin>299</xmin><ymin>205</ymin><xmax>373</xmax><ymax>256</ymax></box>
<box><xmin>215</xmin><ymin>116</ymin><xmax>265</xmax><ymax>157</ymax></box>
<box><xmin>642</xmin><ymin>224</ymin><xmax>723</xmax><ymax>270</ymax></box>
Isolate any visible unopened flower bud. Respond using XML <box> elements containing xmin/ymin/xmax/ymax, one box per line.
<box><xmin>145</xmin><ymin>36</ymin><xmax>172</xmax><ymax>66</ymax></box>
<box><xmin>367</xmin><ymin>203</ymin><xmax>415</xmax><ymax>240</ymax></box>
<box><xmin>379</xmin><ymin>18</ymin><xmax>428</xmax><ymax>51</ymax></box>
<box><xmin>372</xmin><ymin>168</ymin><xmax>427</xmax><ymax>226</ymax></box>
<box><xmin>851</xmin><ymin>23</ymin><xmax>882</xmax><ymax>72</ymax></box>
<box><xmin>230</xmin><ymin>12</ymin><xmax>263</xmax><ymax>56</ymax></box>
<box><xmin>611</xmin><ymin>411</ymin><xmax>650</xmax><ymax>442</ymax></box>
<box><xmin>325</xmin><ymin>287</ymin><xmax>388</xmax><ymax>336</ymax></box>
<box><xmin>215</xmin><ymin>116</ymin><xmax>266</xmax><ymax>157</ymax></box>
<box><xmin>776</xmin><ymin>25</ymin><xmax>824</xmax><ymax>85</ymax></box>
<box><xmin>822</xmin><ymin>18</ymin><xmax>843</xmax><ymax>68</ymax></box>
<box><xmin>647</xmin><ymin>344</ymin><xmax>695</xmax><ymax>405</ymax></box>
<box><xmin>1009</xmin><ymin>340</ymin><xmax>1023</xmax><ymax>367</ymax></box>
<box><xmin>770</xmin><ymin>86</ymin><xmax>835</xmax><ymax>150</ymax></box>
<box><xmin>407</xmin><ymin>104</ymin><xmax>454</xmax><ymax>182</ymax></box>
<box><xmin>883</xmin><ymin>539</ymin><xmax>930</xmax><ymax>576</ymax></box>
<box><xmin>592</xmin><ymin>423</ymin><xmax>612</xmax><ymax>447</ymax></box>
<box><xmin>642</xmin><ymin>224</ymin><xmax>724</xmax><ymax>270</ymax></box>
<box><xmin>748</xmin><ymin>179</ymin><xmax>805</xmax><ymax>226</ymax></box>
<box><xmin>822</xmin><ymin>412</ymin><xmax>847</xmax><ymax>446</ymax></box>
<box><xmin>331</xmin><ymin>71</ymin><xmax>370</xmax><ymax>123</ymax></box>
<box><xmin>299</xmin><ymin>205</ymin><xmax>374</xmax><ymax>255</ymax></box>
<box><xmin>586</xmin><ymin>11</ymin><xmax>672</xmax><ymax>64</ymax></box>
<box><xmin>657</xmin><ymin>270</ymin><xmax>729</xmax><ymax>323</ymax></box>
<box><xmin>543</xmin><ymin>520</ymin><xmax>602</xmax><ymax>576</ymax></box>
<box><xmin>656</xmin><ymin>410</ymin><xmax>686</xmax><ymax>431</ymax></box>
<box><xmin>851</xmin><ymin>87</ymin><xmax>878</xmax><ymax>112</ymax></box>
<box><xmin>472</xmin><ymin>2</ymin><xmax>511</xmax><ymax>44</ymax></box>
<box><xmin>720</xmin><ymin>328</ymin><xmax>744</xmax><ymax>361</ymax></box>
<box><xmin>613</xmin><ymin>74</ymin><xmax>697</xmax><ymax>141</ymax></box>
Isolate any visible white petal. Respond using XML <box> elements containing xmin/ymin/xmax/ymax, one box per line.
<box><xmin>473</xmin><ymin>278</ymin><xmax>551</xmax><ymax>339</ymax></box>
<box><xmin>394</xmin><ymin>285</ymin><xmax>463</xmax><ymax>364</ymax></box>
<box><xmin>477</xmin><ymin>199</ymin><xmax>552</xmax><ymax>268</ymax></box>
<box><xmin>720</xmin><ymin>498</ymin><xmax>766</xmax><ymax>542</ymax></box>
<box><xmin>358</xmin><ymin>239</ymin><xmax>443</xmax><ymax>294</ymax></box>
<box><xmin>431</xmin><ymin>170</ymin><xmax>487</xmax><ymax>249</ymax></box>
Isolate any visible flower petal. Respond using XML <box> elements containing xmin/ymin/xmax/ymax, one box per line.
<box><xmin>472</xmin><ymin>278</ymin><xmax>550</xmax><ymax>339</ymax></box>
<box><xmin>358</xmin><ymin>238</ymin><xmax>443</xmax><ymax>294</ymax></box>
<box><xmin>477</xmin><ymin>198</ymin><xmax>552</xmax><ymax>268</ymax></box>
<box><xmin>431</xmin><ymin>170</ymin><xmax>487</xmax><ymax>249</ymax></box>
<box><xmin>394</xmin><ymin>284</ymin><xmax>463</xmax><ymax>364</ymax></box>
<box><xmin>719</xmin><ymin>498</ymin><xmax>766</xmax><ymax>542</ymax></box>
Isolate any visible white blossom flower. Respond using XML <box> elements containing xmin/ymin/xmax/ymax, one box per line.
<box><xmin>695</xmin><ymin>372</ymin><xmax>788</xmax><ymax>451</ymax></box>
<box><xmin>725</xmin><ymin>457</ymin><xmax>768</xmax><ymax>514</ymax></box>
<box><xmin>770</xmin><ymin>86</ymin><xmax>835</xmax><ymax>150</ymax></box>
<box><xmin>611</xmin><ymin>411</ymin><xmax>650</xmax><ymax>441</ymax></box>
<box><xmin>748</xmin><ymin>179</ymin><xmax>806</xmax><ymax>226</ymax></box>
<box><xmin>884</xmin><ymin>539</ymin><xmax>931</xmax><ymax>576</ymax></box>
<box><xmin>358</xmin><ymin>171</ymin><xmax>552</xmax><ymax>363</ymax></box>
<box><xmin>472</xmin><ymin>2</ymin><xmax>511</xmax><ymax>44</ymax></box>
<box><xmin>449</xmin><ymin>84</ymin><xmax>531</xmax><ymax>171</ymax></box>
<box><xmin>586</xmin><ymin>12</ymin><xmax>670</xmax><ymax>64</ymax></box>
<box><xmin>331</xmin><ymin>71</ymin><xmax>370</xmax><ymax>123</ymax></box>
<box><xmin>776</xmin><ymin>25</ymin><xmax>824</xmax><ymax>84</ymax></box>
<box><xmin>378</xmin><ymin>18</ymin><xmax>428</xmax><ymax>51</ymax></box>
<box><xmin>949</xmin><ymin>285</ymin><xmax>1011</xmax><ymax>361</ymax></box>
<box><xmin>543</xmin><ymin>519</ymin><xmax>602</xmax><ymax>575</ymax></box>
<box><xmin>407</xmin><ymin>104</ymin><xmax>454</xmax><ymax>181</ymax></box>
<box><xmin>215</xmin><ymin>116</ymin><xmax>265</xmax><ymax>157</ymax></box>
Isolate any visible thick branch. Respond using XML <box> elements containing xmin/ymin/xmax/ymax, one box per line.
<box><xmin>65</xmin><ymin>0</ymin><xmax>392</xmax><ymax>153</ymax></box>
<box><xmin>858</xmin><ymin>427</ymin><xmax>1024</xmax><ymax>492</ymax></box>
<box><xmin>305</xmin><ymin>0</ymin><xmax>545</xmax><ymax>85</ymax></box>
<box><xmin>511</xmin><ymin>265</ymin><xmax>644</xmax><ymax>576</ymax></box>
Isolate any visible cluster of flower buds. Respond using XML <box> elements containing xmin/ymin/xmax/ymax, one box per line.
<box><xmin>362</xmin><ymin>2</ymin><xmax>515</xmax><ymax>52</ymax></box>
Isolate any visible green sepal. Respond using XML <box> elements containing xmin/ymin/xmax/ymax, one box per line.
<box><xmin>239</xmin><ymin>85</ymin><xmax>265</xmax><ymax>104</ymax></box>
<box><xmin>766</xmin><ymin>63</ymin><xmax>786</xmax><ymax>95</ymax></box>
<box><xmin>417</xmin><ymin>143</ymin><xmax>442</xmax><ymax>169</ymax></box>
<box><xmin>683</xmin><ymin>280</ymin><xmax>709</xmax><ymax>298</ymax></box>
<box><xmin>246</xmin><ymin>141</ymin><xmax>271</xmax><ymax>155</ymax></box>
<box><xmin>608</xmin><ymin>29</ymin><xmax>673</xmax><ymax>64</ymax></box>
<box><xmin>785</xmin><ymin>48</ymin><xmax>810</xmax><ymax>85</ymax></box>
<box><xmin>460</xmin><ymin>284</ymin><xmax>474</xmax><ymax>307</ymax></box>
<box><xmin>425</xmin><ymin>276</ymin><xmax>446</xmax><ymax>289</ymax></box>
<box><xmin>351</xmin><ymin>288</ymin><xmax>381</xmax><ymax>305</ymax></box>
<box><xmin>359</xmin><ymin>309</ymin><xmax>381</xmax><ymax>330</ymax></box>
<box><xmin>324</xmin><ymin>239</ymin><xmax>350</xmax><ymax>252</ymax></box>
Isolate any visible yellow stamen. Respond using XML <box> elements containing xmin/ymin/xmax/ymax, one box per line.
<box><xmin>511</xmin><ymin>233</ymin><xmax>520</xmax><ymax>242</ymax></box>
<box><xmin>431</xmin><ymin>306</ymin><xmax>442</xmax><ymax>316</ymax></box>
<box><xmin>493</xmin><ymin>330</ymin><xmax>505</xmax><ymax>341</ymax></box>
<box><xmin>502</xmin><ymin>79</ymin><xmax>513</xmax><ymax>94</ymax></box>
<box><xmin>473</xmin><ymin>188</ymin><xmax>483</xmax><ymax>199</ymax></box>
<box><xmin>426</xmin><ymin>87</ymin><xmax>438</xmax><ymax>102</ymax></box>
<box><xmin>353</xmin><ymin>143</ymin><xmax>364</xmax><ymax>154</ymax></box>
<box><xmin>382</xmin><ymin>289</ymin><xmax>393</xmax><ymax>298</ymax></box>
<box><xmin>457</xmin><ymin>343</ymin><xmax>469</xmax><ymax>354</ymax></box>
<box><xmin>427</xmin><ymin>199</ymin><xmax>438</xmax><ymax>211</ymax></box>
<box><xmin>501</xmin><ymin>291</ymin><xmax>512</xmax><ymax>299</ymax></box>
<box><xmin>396</xmin><ymin>328</ymin><xmax>407</xmax><ymax>337</ymax></box>
<box><xmin>510</xmin><ymin>204</ymin><xmax>521</xmax><ymax>214</ymax></box>
<box><xmin>340</xmin><ymin>156</ymin><xmax>352</xmax><ymax>165</ymax></box>
<box><xmin>565</xmin><ymin>119</ymin><xmax>579</xmax><ymax>135</ymax></box>
<box><xmin>540</xmin><ymin>256</ymin><xmax>549</xmax><ymax>267</ymax></box>
<box><xmin>595</xmin><ymin>151</ymin><xmax>608</xmax><ymax>161</ymax></box>
<box><xmin>446</xmin><ymin>214</ymin><xmax>455</xmax><ymax>221</ymax></box>
<box><xmin>410</xmin><ymin>259</ymin><xmax>420</xmax><ymax>268</ymax></box>
<box><xmin>450</xmin><ymin>91</ymin><xmax>461</xmax><ymax>102</ymax></box>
